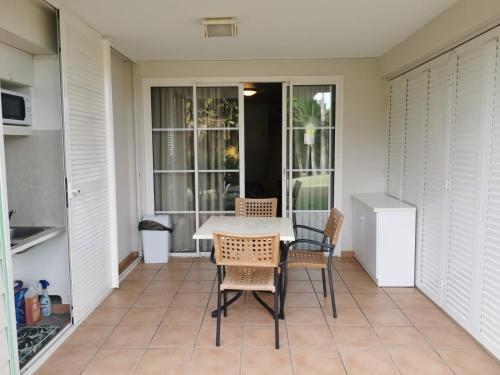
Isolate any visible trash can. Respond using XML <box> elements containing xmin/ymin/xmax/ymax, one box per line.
<box><xmin>139</xmin><ymin>215</ymin><xmax>172</xmax><ymax>263</ymax></box>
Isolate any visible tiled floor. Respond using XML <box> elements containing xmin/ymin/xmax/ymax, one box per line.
<box><xmin>37</xmin><ymin>257</ymin><xmax>500</xmax><ymax>374</ymax></box>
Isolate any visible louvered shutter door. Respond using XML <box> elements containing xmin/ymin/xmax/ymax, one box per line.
<box><xmin>417</xmin><ymin>56</ymin><xmax>449</xmax><ymax>303</ymax></box>
<box><xmin>387</xmin><ymin>77</ymin><xmax>406</xmax><ymax>198</ymax></box>
<box><xmin>402</xmin><ymin>71</ymin><xmax>427</xmax><ymax>205</ymax></box>
<box><xmin>445</xmin><ymin>43</ymin><xmax>486</xmax><ymax>325</ymax></box>
<box><xmin>59</xmin><ymin>11</ymin><xmax>118</xmax><ymax>323</ymax></box>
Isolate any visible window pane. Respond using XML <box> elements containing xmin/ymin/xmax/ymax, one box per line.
<box><xmin>292</xmin><ymin>128</ymin><xmax>330</xmax><ymax>170</ymax></box>
<box><xmin>151</xmin><ymin>87</ymin><xmax>193</xmax><ymax>129</ymax></box>
<box><xmin>198</xmin><ymin>130</ymin><xmax>239</xmax><ymax>170</ymax></box>
<box><xmin>154</xmin><ymin>173</ymin><xmax>195</xmax><ymax>211</ymax></box>
<box><xmin>199</xmin><ymin>172</ymin><xmax>239</xmax><ymax>211</ymax></box>
<box><xmin>293</xmin><ymin>211</ymin><xmax>329</xmax><ymax>249</ymax></box>
<box><xmin>153</xmin><ymin>131</ymin><xmax>194</xmax><ymax>170</ymax></box>
<box><xmin>197</xmin><ymin>87</ymin><xmax>239</xmax><ymax>129</ymax></box>
<box><xmin>292</xmin><ymin>172</ymin><xmax>330</xmax><ymax>210</ymax></box>
<box><xmin>292</xmin><ymin>85</ymin><xmax>332</xmax><ymax>128</ymax></box>
<box><xmin>169</xmin><ymin>214</ymin><xmax>196</xmax><ymax>253</ymax></box>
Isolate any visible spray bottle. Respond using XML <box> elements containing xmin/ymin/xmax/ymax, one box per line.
<box><xmin>39</xmin><ymin>280</ymin><xmax>51</xmax><ymax>317</ymax></box>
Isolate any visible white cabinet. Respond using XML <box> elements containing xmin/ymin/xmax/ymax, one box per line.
<box><xmin>0</xmin><ymin>43</ymin><xmax>33</xmax><ymax>86</ymax></box>
<box><xmin>352</xmin><ymin>193</ymin><xmax>416</xmax><ymax>286</ymax></box>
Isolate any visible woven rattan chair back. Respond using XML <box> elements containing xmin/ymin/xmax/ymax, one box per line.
<box><xmin>235</xmin><ymin>198</ymin><xmax>277</xmax><ymax>217</ymax></box>
<box><xmin>324</xmin><ymin>208</ymin><xmax>344</xmax><ymax>245</ymax></box>
<box><xmin>213</xmin><ymin>232</ymin><xmax>280</xmax><ymax>268</ymax></box>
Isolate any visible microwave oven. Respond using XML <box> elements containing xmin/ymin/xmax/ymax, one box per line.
<box><xmin>1</xmin><ymin>89</ymin><xmax>32</xmax><ymax>126</ymax></box>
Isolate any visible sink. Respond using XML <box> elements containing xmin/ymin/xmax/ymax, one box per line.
<box><xmin>10</xmin><ymin>226</ymin><xmax>49</xmax><ymax>240</ymax></box>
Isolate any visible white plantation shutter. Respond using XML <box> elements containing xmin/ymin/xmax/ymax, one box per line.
<box><xmin>417</xmin><ymin>56</ymin><xmax>450</xmax><ymax>303</ymax></box>
<box><xmin>387</xmin><ymin>76</ymin><xmax>406</xmax><ymax>198</ymax></box>
<box><xmin>59</xmin><ymin>11</ymin><xmax>118</xmax><ymax>323</ymax></box>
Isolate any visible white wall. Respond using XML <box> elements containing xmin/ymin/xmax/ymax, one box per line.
<box><xmin>111</xmin><ymin>50</ymin><xmax>140</xmax><ymax>262</ymax></box>
<box><xmin>137</xmin><ymin>59</ymin><xmax>387</xmax><ymax>251</ymax></box>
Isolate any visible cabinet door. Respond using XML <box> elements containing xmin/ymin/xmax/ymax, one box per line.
<box><xmin>59</xmin><ymin>11</ymin><xmax>118</xmax><ymax>323</ymax></box>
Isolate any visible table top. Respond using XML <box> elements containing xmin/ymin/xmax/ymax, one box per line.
<box><xmin>193</xmin><ymin>216</ymin><xmax>296</xmax><ymax>241</ymax></box>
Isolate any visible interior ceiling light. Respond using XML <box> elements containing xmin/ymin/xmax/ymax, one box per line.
<box><xmin>243</xmin><ymin>83</ymin><xmax>257</xmax><ymax>97</ymax></box>
<box><xmin>202</xmin><ymin>18</ymin><xmax>238</xmax><ymax>38</ymax></box>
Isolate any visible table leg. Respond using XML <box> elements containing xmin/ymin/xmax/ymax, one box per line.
<box><xmin>210</xmin><ymin>291</ymin><xmax>244</xmax><ymax>318</ymax></box>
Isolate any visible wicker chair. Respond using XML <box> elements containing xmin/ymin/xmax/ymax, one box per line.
<box><xmin>235</xmin><ymin>197</ymin><xmax>278</xmax><ymax>217</ymax></box>
<box><xmin>282</xmin><ymin>208</ymin><xmax>344</xmax><ymax>318</ymax></box>
<box><xmin>213</xmin><ymin>232</ymin><xmax>282</xmax><ymax>348</ymax></box>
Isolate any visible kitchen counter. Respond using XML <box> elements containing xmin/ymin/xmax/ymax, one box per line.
<box><xmin>11</xmin><ymin>227</ymin><xmax>65</xmax><ymax>255</ymax></box>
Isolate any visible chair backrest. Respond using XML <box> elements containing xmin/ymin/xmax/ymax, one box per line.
<box><xmin>324</xmin><ymin>208</ymin><xmax>344</xmax><ymax>245</ymax></box>
<box><xmin>213</xmin><ymin>232</ymin><xmax>280</xmax><ymax>267</ymax></box>
<box><xmin>235</xmin><ymin>198</ymin><xmax>277</xmax><ymax>217</ymax></box>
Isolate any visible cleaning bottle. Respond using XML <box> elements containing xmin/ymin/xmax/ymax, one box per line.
<box><xmin>24</xmin><ymin>285</ymin><xmax>40</xmax><ymax>325</ymax></box>
<box><xmin>39</xmin><ymin>280</ymin><xmax>51</xmax><ymax>317</ymax></box>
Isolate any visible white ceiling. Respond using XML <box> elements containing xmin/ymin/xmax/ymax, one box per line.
<box><xmin>57</xmin><ymin>0</ymin><xmax>458</xmax><ymax>61</ymax></box>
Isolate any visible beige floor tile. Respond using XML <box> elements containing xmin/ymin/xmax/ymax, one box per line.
<box><xmin>243</xmin><ymin>291</ymin><xmax>275</xmax><ymax>307</ymax></box>
<box><xmin>62</xmin><ymin>325</ymin><xmax>114</xmax><ymax>348</ymax></box>
<box><xmin>390</xmin><ymin>293</ymin><xmax>436</xmax><ymax>309</ymax></box>
<box><xmin>154</xmin><ymin>269</ymin><xmax>189</xmax><ymax>281</ymax></box>
<box><xmin>291</xmin><ymin>348</ymin><xmax>346</xmax><ymax>375</ymax></box>
<box><xmin>163</xmin><ymin>306</ymin><xmax>206</xmax><ymax>325</ymax></box>
<box><xmin>287</xmin><ymin>269</ymin><xmax>310</xmax><ymax>280</ymax></box>
<box><xmin>287</xmin><ymin>325</ymin><xmax>336</xmax><ymax>347</ymax></box>
<box><xmin>179</xmin><ymin>280</ymin><xmax>214</xmax><ymax>293</ymax></box>
<box><xmin>384</xmin><ymin>287</ymin><xmax>421</xmax><ymax>295</ymax></box>
<box><xmin>82</xmin><ymin>307</ymin><xmax>129</xmax><ymax>326</ymax></box>
<box><xmin>162</xmin><ymin>261</ymin><xmax>193</xmax><ymax>270</ymax></box>
<box><xmin>340</xmin><ymin>348</ymin><xmax>398</xmax><ymax>375</ymax></box>
<box><xmin>403</xmin><ymin>308</ymin><xmax>455</xmax><ymax>326</ymax></box>
<box><xmin>36</xmin><ymin>347</ymin><xmax>97</xmax><ymax>375</ymax></box>
<box><xmin>418</xmin><ymin>326</ymin><xmax>478</xmax><ymax>349</ymax></box>
<box><xmin>363</xmin><ymin>308</ymin><xmax>411</xmax><ymax>326</ymax></box>
<box><xmin>354</xmin><ymin>293</ymin><xmax>397</xmax><ymax>309</ymax></box>
<box><xmin>284</xmin><ymin>292</ymin><xmax>320</xmax><ymax>307</ymax></box>
<box><xmin>171</xmin><ymin>292</ymin><xmax>210</xmax><ymax>307</ymax></box>
<box><xmin>334</xmin><ymin>259</ymin><xmax>363</xmax><ymax>271</ymax></box>
<box><xmin>308</xmin><ymin>268</ymin><xmax>342</xmax><ymax>281</ymax></box>
<box><xmin>143</xmin><ymin>280</ymin><xmax>182</xmax><ymax>294</ymax></box>
<box><xmin>196</xmin><ymin>322</ymin><xmax>243</xmax><ymax>347</ymax></box>
<box><xmin>331</xmin><ymin>326</ymin><xmax>382</xmax><ymax>348</ymax></box>
<box><xmin>283</xmin><ymin>307</ymin><xmax>327</xmax><ymax>325</ymax></box>
<box><xmin>438</xmin><ymin>349</ymin><xmax>500</xmax><ymax>375</ymax></box>
<box><xmin>324</xmin><ymin>307</ymin><xmax>369</xmax><ymax>326</ymax></box>
<box><xmin>205</xmin><ymin>305</ymin><xmax>245</xmax><ymax>324</ymax></box>
<box><xmin>120</xmin><ymin>307</ymin><xmax>166</xmax><ymax>326</ymax></box>
<box><xmin>185</xmin><ymin>269</ymin><xmax>216</xmax><ymax>280</ymax></box>
<box><xmin>103</xmin><ymin>325</ymin><xmax>157</xmax><ymax>348</ymax></box>
<box><xmin>242</xmin><ymin>348</ymin><xmax>293</xmax><ymax>375</ymax></box>
<box><xmin>82</xmin><ymin>348</ymin><xmax>144</xmax><ymax>374</ymax></box>
<box><xmin>210</xmin><ymin>291</ymin><xmax>246</xmax><ymax>309</ymax></box>
<box><xmin>243</xmin><ymin>323</ymin><xmax>287</xmax><ymax>348</ymax></box>
<box><xmin>149</xmin><ymin>325</ymin><xmax>200</xmax><ymax>348</ymax></box>
<box><xmin>375</xmin><ymin>326</ymin><xmax>428</xmax><ymax>347</ymax></box>
<box><xmin>190</xmin><ymin>261</ymin><xmax>216</xmax><ymax>270</ymax></box>
<box><xmin>338</xmin><ymin>270</ymin><xmax>371</xmax><ymax>281</ymax></box>
<box><xmin>286</xmin><ymin>280</ymin><xmax>315</xmax><ymax>292</ymax></box>
<box><xmin>99</xmin><ymin>291</ymin><xmax>140</xmax><ymax>308</ymax></box>
<box><xmin>125</xmin><ymin>269</ymin><xmax>158</xmax><ymax>281</ymax></box>
<box><xmin>389</xmin><ymin>348</ymin><xmax>453</xmax><ymax>375</ymax></box>
<box><xmin>344</xmin><ymin>279</ymin><xmax>384</xmax><ymax>294</ymax></box>
<box><xmin>317</xmin><ymin>292</ymin><xmax>357</xmax><ymax>308</ymax></box>
<box><xmin>312</xmin><ymin>279</ymin><xmax>349</xmax><ymax>293</ymax></box>
<box><xmin>244</xmin><ymin>306</ymin><xmax>277</xmax><ymax>325</ymax></box>
<box><xmin>135</xmin><ymin>262</ymin><xmax>165</xmax><ymax>270</ymax></box>
<box><xmin>119</xmin><ymin>279</ymin><xmax>151</xmax><ymax>293</ymax></box>
<box><xmin>134</xmin><ymin>293</ymin><xmax>175</xmax><ymax>307</ymax></box>
<box><xmin>188</xmin><ymin>347</ymin><xmax>241</xmax><ymax>375</ymax></box>
<box><xmin>136</xmin><ymin>348</ymin><xmax>191</xmax><ymax>375</ymax></box>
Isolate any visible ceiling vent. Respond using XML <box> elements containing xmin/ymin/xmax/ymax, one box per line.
<box><xmin>202</xmin><ymin>18</ymin><xmax>238</xmax><ymax>38</ymax></box>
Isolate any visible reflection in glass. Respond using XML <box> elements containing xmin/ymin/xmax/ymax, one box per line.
<box><xmin>292</xmin><ymin>129</ymin><xmax>330</xmax><ymax>170</ymax></box>
<box><xmin>169</xmin><ymin>214</ymin><xmax>196</xmax><ymax>252</ymax></box>
<box><xmin>197</xmin><ymin>87</ymin><xmax>239</xmax><ymax>129</ymax></box>
<box><xmin>292</xmin><ymin>172</ymin><xmax>330</xmax><ymax>210</ymax></box>
<box><xmin>153</xmin><ymin>131</ymin><xmax>194</xmax><ymax>170</ymax></box>
<box><xmin>154</xmin><ymin>173</ymin><xmax>195</xmax><ymax>211</ymax></box>
<box><xmin>198</xmin><ymin>130</ymin><xmax>239</xmax><ymax>170</ymax></box>
<box><xmin>151</xmin><ymin>87</ymin><xmax>193</xmax><ymax>129</ymax></box>
<box><xmin>199</xmin><ymin>172</ymin><xmax>239</xmax><ymax>211</ymax></box>
<box><xmin>292</xmin><ymin>85</ymin><xmax>332</xmax><ymax>128</ymax></box>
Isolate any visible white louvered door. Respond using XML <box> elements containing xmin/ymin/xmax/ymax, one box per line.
<box><xmin>387</xmin><ymin>76</ymin><xmax>407</xmax><ymax>199</ymax></box>
<box><xmin>59</xmin><ymin>11</ymin><xmax>118</xmax><ymax>323</ymax></box>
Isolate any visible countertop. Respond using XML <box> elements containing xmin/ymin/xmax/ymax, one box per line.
<box><xmin>351</xmin><ymin>193</ymin><xmax>416</xmax><ymax>213</ymax></box>
<box><xmin>11</xmin><ymin>227</ymin><xmax>65</xmax><ymax>255</ymax></box>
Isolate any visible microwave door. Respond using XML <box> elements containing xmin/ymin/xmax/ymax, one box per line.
<box><xmin>1</xmin><ymin>93</ymin><xmax>26</xmax><ymax>125</ymax></box>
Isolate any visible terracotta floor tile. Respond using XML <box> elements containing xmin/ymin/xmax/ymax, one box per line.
<box><xmin>287</xmin><ymin>325</ymin><xmax>335</xmax><ymax>347</ymax></box>
<box><xmin>135</xmin><ymin>262</ymin><xmax>165</xmax><ymax>270</ymax></box>
<box><xmin>119</xmin><ymin>279</ymin><xmax>151</xmax><ymax>293</ymax></box>
<box><xmin>331</xmin><ymin>326</ymin><xmax>382</xmax><ymax>348</ymax></box>
<box><xmin>344</xmin><ymin>279</ymin><xmax>384</xmax><ymax>293</ymax></box>
<box><xmin>153</xmin><ymin>269</ymin><xmax>189</xmax><ymax>281</ymax></box>
<box><xmin>162</xmin><ymin>261</ymin><xmax>193</xmax><ymax>270</ymax></box>
<box><xmin>363</xmin><ymin>308</ymin><xmax>411</xmax><ymax>326</ymax></box>
<box><xmin>438</xmin><ymin>349</ymin><xmax>500</xmax><ymax>374</ymax></box>
<box><xmin>205</xmin><ymin>305</ymin><xmax>245</xmax><ymax>324</ymax></box>
<box><xmin>243</xmin><ymin>291</ymin><xmax>274</xmax><ymax>307</ymax></box>
<box><xmin>291</xmin><ymin>348</ymin><xmax>345</xmax><ymax>375</ymax></box>
<box><xmin>143</xmin><ymin>280</ymin><xmax>181</xmax><ymax>294</ymax></box>
<box><xmin>179</xmin><ymin>280</ymin><xmax>214</xmax><ymax>293</ymax></box>
<box><xmin>120</xmin><ymin>307</ymin><xmax>166</xmax><ymax>326</ymax></box>
<box><xmin>338</xmin><ymin>270</ymin><xmax>371</xmax><ymax>281</ymax></box>
<box><xmin>317</xmin><ymin>292</ymin><xmax>357</xmax><ymax>308</ymax></box>
<box><xmin>340</xmin><ymin>348</ymin><xmax>398</xmax><ymax>375</ymax></box>
<box><xmin>334</xmin><ymin>260</ymin><xmax>363</xmax><ymax>271</ymax></box>
<box><xmin>384</xmin><ymin>287</ymin><xmax>421</xmax><ymax>295</ymax></box>
<box><xmin>308</xmin><ymin>268</ymin><xmax>341</xmax><ymax>281</ymax></box>
<box><xmin>103</xmin><ymin>325</ymin><xmax>157</xmax><ymax>348</ymax></box>
<box><xmin>286</xmin><ymin>280</ymin><xmax>315</xmax><ymax>292</ymax></box>
<box><xmin>418</xmin><ymin>326</ymin><xmax>478</xmax><ymax>349</ymax></box>
<box><xmin>209</xmin><ymin>291</ymin><xmax>246</xmax><ymax>309</ymax></box>
<box><xmin>287</xmin><ymin>269</ymin><xmax>310</xmax><ymax>280</ymax></box>
<box><xmin>242</xmin><ymin>348</ymin><xmax>293</xmax><ymax>375</ymax></box>
<box><xmin>324</xmin><ymin>307</ymin><xmax>369</xmax><ymax>326</ymax></box>
<box><xmin>375</xmin><ymin>326</ymin><xmax>428</xmax><ymax>347</ymax></box>
<box><xmin>283</xmin><ymin>307</ymin><xmax>326</xmax><ymax>325</ymax></box>
<box><xmin>62</xmin><ymin>325</ymin><xmax>114</xmax><ymax>348</ymax></box>
<box><xmin>125</xmin><ymin>269</ymin><xmax>158</xmax><ymax>281</ymax></box>
<box><xmin>190</xmin><ymin>261</ymin><xmax>216</xmax><ymax>270</ymax></box>
<box><xmin>82</xmin><ymin>308</ymin><xmax>128</xmax><ymax>326</ymax></box>
<box><xmin>354</xmin><ymin>293</ymin><xmax>397</xmax><ymax>309</ymax></box>
<box><xmin>196</xmin><ymin>322</ymin><xmax>243</xmax><ymax>347</ymax></box>
<box><xmin>312</xmin><ymin>279</ymin><xmax>349</xmax><ymax>293</ymax></box>
<box><xmin>185</xmin><ymin>269</ymin><xmax>216</xmax><ymax>281</ymax></box>
<box><xmin>403</xmin><ymin>308</ymin><xmax>455</xmax><ymax>326</ymax></box>
<box><xmin>82</xmin><ymin>348</ymin><xmax>144</xmax><ymax>374</ymax></box>
<box><xmin>170</xmin><ymin>292</ymin><xmax>210</xmax><ymax>308</ymax></box>
<box><xmin>243</xmin><ymin>323</ymin><xmax>287</xmax><ymax>348</ymax></box>
<box><xmin>390</xmin><ymin>293</ymin><xmax>436</xmax><ymax>309</ymax></box>
<box><xmin>163</xmin><ymin>306</ymin><xmax>206</xmax><ymax>325</ymax></box>
<box><xmin>136</xmin><ymin>348</ymin><xmax>191</xmax><ymax>375</ymax></box>
<box><xmin>244</xmin><ymin>306</ymin><xmax>277</xmax><ymax>325</ymax></box>
<box><xmin>134</xmin><ymin>293</ymin><xmax>175</xmax><ymax>307</ymax></box>
<box><xmin>149</xmin><ymin>325</ymin><xmax>200</xmax><ymax>348</ymax></box>
<box><xmin>99</xmin><ymin>291</ymin><xmax>140</xmax><ymax>308</ymax></box>
<box><xmin>188</xmin><ymin>347</ymin><xmax>241</xmax><ymax>375</ymax></box>
<box><xmin>284</xmin><ymin>292</ymin><xmax>320</xmax><ymax>307</ymax></box>
<box><xmin>389</xmin><ymin>348</ymin><xmax>453</xmax><ymax>374</ymax></box>
<box><xmin>36</xmin><ymin>347</ymin><xmax>97</xmax><ymax>375</ymax></box>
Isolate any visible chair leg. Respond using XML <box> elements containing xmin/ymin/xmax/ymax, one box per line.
<box><xmin>321</xmin><ymin>268</ymin><xmax>327</xmax><ymax>297</ymax></box>
<box><xmin>327</xmin><ymin>254</ymin><xmax>337</xmax><ymax>318</ymax></box>
<box><xmin>223</xmin><ymin>291</ymin><xmax>228</xmax><ymax>317</ymax></box>
<box><xmin>216</xmin><ymin>267</ymin><xmax>222</xmax><ymax>346</ymax></box>
<box><xmin>274</xmin><ymin>270</ymin><xmax>280</xmax><ymax>349</ymax></box>
<box><xmin>279</xmin><ymin>264</ymin><xmax>288</xmax><ymax>320</ymax></box>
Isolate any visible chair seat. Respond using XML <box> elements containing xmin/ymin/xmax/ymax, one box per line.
<box><xmin>221</xmin><ymin>266</ymin><xmax>275</xmax><ymax>292</ymax></box>
<box><xmin>288</xmin><ymin>250</ymin><xmax>327</xmax><ymax>269</ymax></box>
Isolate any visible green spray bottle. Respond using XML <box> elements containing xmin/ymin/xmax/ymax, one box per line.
<box><xmin>39</xmin><ymin>280</ymin><xmax>51</xmax><ymax>317</ymax></box>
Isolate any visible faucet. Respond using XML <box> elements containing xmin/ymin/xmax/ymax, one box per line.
<box><xmin>9</xmin><ymin>209</ymin><xmax>15</xmax><ymax>222</ymax></box>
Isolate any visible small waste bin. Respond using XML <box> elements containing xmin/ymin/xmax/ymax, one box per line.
<box><xmin>139</xmin><ymin>215</ymin><xmax>172</xmax><ymax>263</ymax></box>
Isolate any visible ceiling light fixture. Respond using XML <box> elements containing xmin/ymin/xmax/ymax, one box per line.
<box><xmin>202</xmin><ymin>18</ymin><xmax>238</xmax><ymax>38</ymax></box>
<box><xmin>243</xmin><ymin>89</ymin><xmax>257</xmax><ymax>96</ymax></box>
